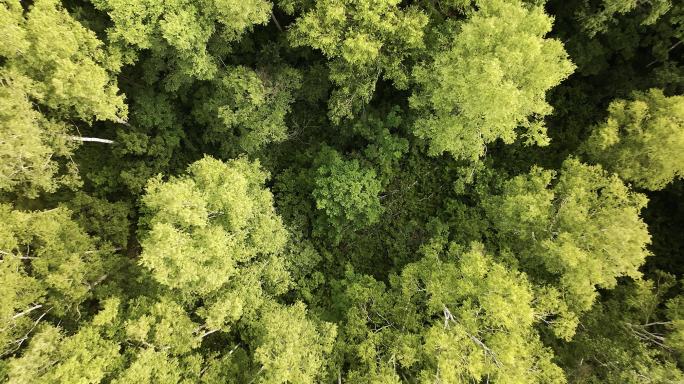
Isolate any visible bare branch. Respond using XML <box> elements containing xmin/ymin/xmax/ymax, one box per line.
<box><xmin>67</xmin><ymin>136</ymin><xmax>116</xmax><ymax>144</ymax></box>
<box><xmin>249</xmin><ymin>366</ymin><xmax>265</xmax><ymax>384</ymax></box>
<box><xmin>196</xmin><ymin>328</ymin><xmax>220</xmax><ymax>340</ymax></box>
<box><xmin>270</xmin><ymin>11</ymin><xmax>283</xmax><ymax>32</ymax></box>
<box><xmin>85</xmin><ymin>247</ymin><xmax>122</xmax><ymax>254</ymax></box>
<box><xmin>12</xmin><ymin>304</ymin><xmax>43</xmax><ymax>319</ymax></box>
<box><xmin>646</xmin><ymin>40</ymin><xmax>683</xmax><ymax>68</ymax></box>
<box><xmin>116</xmin><ymin>117</ymin><xmax>131</xmax><ymax>127</ymax></box>
<box><xmin>643</xmin><ymin>321</ymin><xmax>673</xmax><ymax>327</ymax></box>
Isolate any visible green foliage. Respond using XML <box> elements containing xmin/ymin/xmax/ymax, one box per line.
<box><xmin>193</xmin><ymin>65</ymin><xmax>302</xmax><ymax>155</ymax></box>
<box><xmin>337</xmin><ymin>241</ymin><xmax>567</xmax><ymax>383</ymax></box>
<box><xmin>7</xmin><ymin>326</ymin><xmax>121</xmax><ymax>384</ymax></box>
<box><xmin>1</xmin><ymin>0</ymin><xmax>126</xmax><ymax>121</ymax></box>
<box><xmin>2</xmin><ymin>0</ymin><xmax>684</xmax><ymax>380</ymax></box>
<box><xmin>312</xmin><ymin>146</ymin><xmax>384</xmax><ymax>240</ymax></box>
<box><xmin>288</xmin><ymin>0</ymin><xmax>429</xmax><ymax>120</ymax></box>
<box><xmin>65</xmin><ymin>192</ymin><xmax>133</xmax><ymax>248</ymax></box>
<box><xmin>354</xmin><ymin>107</ymin><xmax>409</xmax><ymax>184</ymax></box>
<box><xmin>0</xmin><ymin>204</ymin><xmax>121</xmax><ymax>357</ymax></box>
<box><xmin>83</xmin><ymin>84</ymin><xmax>190</xmax><ymax>195</ymax></box>
<box><xmin>248</xmin><ymin>301</ymin><xmax>337</xmax><ymax>383</ymax></box>
<box><xmin>584</xmin><ymin>89</ymin><xmax>684</xmax><ymax>190</ymax></box>
<box><xmin>555</xmin><ymin>272</ymin><xmax>684</xmax><ymax>383</ymax></box>
<box><xmin>485</xmin><ymin>157</ymin><xmax>651</xmax><ymax>313</ymax></box>
<box><xmin>0</xmin><ymin>0</ymin><xmax>126</xmax><ymax>197</ymax></box>
<box><xmin>0</xmin><ymin>73</ymin><xmax>78</xmax><ymax>197</ymax></box>
<box><xmin>139</xmin><ymin>155</ymin><xmax>289</xmax><ymax>295</ymax></box>
<box><xmin>91</xmin><ymin>0</ymin><xmax>272</xmax><ymax>88</ymax></box>
<box><xmin>411</xmin><ymin>0</ymin><xmax>575</xmax><ymax>161</ymax></box>
<box><xmin>577</xmin><ymin>0</ymin><xmax>672</xmax><ymax>37</ymax></box>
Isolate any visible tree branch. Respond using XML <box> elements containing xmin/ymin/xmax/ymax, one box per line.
<box><xmin>116</xmin><ymin>117</ymin><xmax>131</xmax><ymax>127</ymax></box>
<box><xmin>195</xmin><ymin>328</ymin><xmax>220</xmax><ymax>340</ymax></box>
<box><xmin>67</xmin><ymin>136</ymin><xmax>116</xmax><ymax>144</ymax></box>
<box><xmin>270</xmin><ymin>11</ymin><xmax>283</xmax><ymax>32</ymax></box>
<box><xmin>12</xmin><ymin>304</ymin><xmax>43</xmax><ymax>319</ymax></box>
<box><xmin>249</xmin><ymin>366</ymin><xmax>265</xmax><ymax>384</ymax></box>
<box><xmin>646</xmin><ymin>40</ymin><xmax>682</xmax><ymax>68</ymax></box>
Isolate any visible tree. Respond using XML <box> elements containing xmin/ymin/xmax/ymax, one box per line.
<box><xmin>2</xmin><ymin>0</ymin><xmax>684</xmax><ymax>380</ymax></box>
<box><xmin>583</xmin><ymin>89</ymin><xmax>684</xmax><ymax>190</ymax></box>
<box><xmin>337</xmin><ymin>241</ymin><xmax>568</xmax><ymax>383</ymax></box>
<box><xmin>484</xmin><ymin>157</ymin><xmax>651</xmax><ymax>313</ymax></box>
<box><xmin>410</xmin><ymin>0</ymin><xmax>575</xmax><ymax>161</ymax></box>
<box><xmin>0</xmin><ymin>204</ymin><xmax>121</xmax><ymax>357</ymax></box>
<box><xmin>193</xmin><ymin>65</ymin><xmax>302</xmax><ymax>156</ymax></box>
<box><xmin>287</xmin><ymin>0</ymin><xmax>429</xmax><ymax>121</ymax></box>
<box><xmin>0</xmin><ymin>0</ymin><xmax>127</xmax><ymax>197</ymax></box>
<box><xmin>139</xmin><ymin>155</ymin><xmax>289</xmax><ymax>296</ymax></box>
<box><xmin>6</xmin><ymin>325</ymin><xmax>121</xmax><ymax>384</ymax></box>
<box><xmin>554</xmin><ymin>272</ymin><xmax>684</xmax><ymax>383</ymax></box>
<box><xmin>312</xmin><ymin>146</ymin><xmax>384</xmax><ymax>241</ymax></box>
<box><xmin>91</xmin><ymin>0</ymin><xmax>273</xmax><ymax>89</ymax></box>
<box><xmin>247</xmin><ymin>301</ymin><xmax>337</xmax><ymax>383</ymax></box>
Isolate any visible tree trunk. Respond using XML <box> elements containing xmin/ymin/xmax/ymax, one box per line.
<box><xmin>67</xmin><ymin>136</ymin><xmax>116</xmax><ymax>144</ymax></box>
<box><xmin>270</xmin><ymin>11</ymin><xmax>283</xmax><ymax>32</ymax></box>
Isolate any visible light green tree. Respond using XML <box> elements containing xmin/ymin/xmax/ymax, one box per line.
<box><xmin>6</xmin><ymin>325</ymin><xmax>121</xmax><ymax>384</ymax></box>
<box><xmin>0</xmin><ymin>205</ymin><xmax>121</xmax><ymax>357</ymax></box>
<box><xmin>91</xmin><ymin>0</ymin><xmax>273</xmax><ymax>89</ymax></box>
<box><xmin>411</xmin><ymin>0</ymin><xmax>575</xmax><ymax>161</ymax></box>
<box><xmin>287</xmin><ymin>0</ymin><xmax>429</xmax><ymax>121</ymax></box>
<box><xmin>338</xmin><ymin>241</ymin><xmax>568</xmax><ymax>383</ymax></box>
<box><xmin>6</xmin><ymin>296</ymin><xmax>205</xmax><ymax>383</ymax></box>
<box><xmin>247</xmin><ymin>301</ymin><xmax>337</xmax><ymax>383</ymax></box>
<box><xmin>0</xmin><ymin>0</ymin><xmax>127</xmax><ymax>197</ymax></box>
<box><xmin>584</xmin><ymin>89</ymin><xmax>684</xmax><ymax>190</ymax></box>
<box><xmin>139</xmin><ymin>156</ymin><xmax>338</xmax><ymax>382</ymax></box>
<box><xmin>0</xmin><ymin>74</ymin><xmax>77</xmax><ymax>197</ymax></box>
<box><xmin>139</xmin><ymin>155</ymin><xmax>289</xmax><ymax>296</ymax></box>
<box><xmin>484</xmin><ymin>157</ymin><xmax>651</xmax><ymax>313</ymax></box>
<box><xmin>139</xmin><ymin>156</ymin><xmax>298</xmax><ymax>352</ymax></box>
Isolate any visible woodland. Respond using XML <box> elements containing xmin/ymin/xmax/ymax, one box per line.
<box><xmin>1</xmin><ymin>0</ymin><xmax>684</xmax><ymax>382</ymax></box>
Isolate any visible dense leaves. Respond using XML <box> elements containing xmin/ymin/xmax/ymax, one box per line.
<box><xmin>0</xmin><ymin>0</ymin><xmax>126</xmax><ymax>197</ymax></box>
<box><xmin>1</xmin><ymin>0</ymin><xmax>684</xmax><ymax>381</ymax></box>
<box><xmin>411</xmin><ymin>0</ymin><xmax>575</xmax><ymax>161</ymax></box>
<box><xmin>484</xmin><ymin>158</ymin><xmax>652</xmax><ymax>313</ymax></box>
<box><xmin>584</xmin><ymin>89</ymin><xmax>684</xmax><ymax>190</ymax></box>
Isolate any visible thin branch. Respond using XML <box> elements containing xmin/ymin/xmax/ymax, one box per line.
<box><xmin>249</xmin><ymin>366</ymin><xmax>265</xmax><ymax>384</ymax></box>
<box><xmin>67</xmin><ymin>136</ymin><xmax>116</xmax><ymax>144</ymax></box>
<box><xmin>85</xmin><ymin>248</ymin><xmax>122</xmax><ymax>254</ymax></box>
<box><xmin>646</xmin><ymin>40</ymin><xmax>683</xmax><ymax>67</ymax></box>
<box><xmin>643</xmin><ymin>321</ymin><xmax>673</xmax><ymax>327</ymax></box>
<box><xmin>116</xmin><ymin>117</ymin><xmax>131</xmax><ymax>127</ymax></box>
<box><xmin>270</xmin><ymin>11</ymin><xmax>283</xmax><ymax>32</ymax></box>
<box><xmin>195</xmin><ymin>328</ymin><xmax>220</xmax><ymax>340</ymax></box>
<box><xmin>12</xmin><ymin>304</ymin><xmax>43</xmax><ymax>319</ymax></box>
<box><xmin>1</xmin><ymin>307</ymin><xmax>53</xmax><ymax>357</ymax></box>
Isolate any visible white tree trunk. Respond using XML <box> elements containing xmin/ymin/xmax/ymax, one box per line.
<box><xmin>67</xmin><ymin>136</ymin><xmax>116</xmax><ymax>144</ymax></box>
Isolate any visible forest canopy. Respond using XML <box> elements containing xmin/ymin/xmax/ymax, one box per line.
<box><xmin>1</xmin><ymin>0</ymin><xmax>684</xmax><ymax>382</ymax></box>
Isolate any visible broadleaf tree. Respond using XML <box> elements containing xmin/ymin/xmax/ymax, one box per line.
<box><xmin>1</xmin><ymin>0</ymin><xmax>683</xmax><ymax>381</ymax></box>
